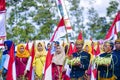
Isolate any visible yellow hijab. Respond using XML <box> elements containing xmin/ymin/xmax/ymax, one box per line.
<box><xmin>16</xmin><ymin>44</ymin><xmax>30</xmax><ymax>58</ymax></box>
<box><xmin>35</xmin><ymin>42</ymin><xmax>47</xmax><ymax>58</ymax></box>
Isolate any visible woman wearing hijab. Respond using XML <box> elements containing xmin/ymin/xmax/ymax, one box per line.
<box><xmin>33</xmin><ymin>42</ymin><xmax>47</xmax><ymax>80</ymax></box>
<box><xmin>52</xmin><ymin>45</ymin><xmax>65</xmax><ymax>80</ymax></box>
<box><xmin>0</xmin><ymin>40</ymin><xmax>14</xmax><ymax>80</ymax></box>
<box><xmin>15</xmin><ymin>43</ymin><xmax>30</xmax><ymax>80</ymax></box>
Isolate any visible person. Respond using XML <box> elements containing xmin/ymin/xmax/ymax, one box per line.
<box><xmin>113</xmin><ymin>38</ymin><xmax>120</xmax><ymax>80</ymax></box>
<box><xmin>33</xmin><ymin>42</ymin><xmax>47</xmax><ymax>80</ymax></box>
<box><xmin>70</xmin><ymin>39</ymin><xmax>90</xmax><ymax>80</ymax></box>
<box><xmin>52</xmin><ymin>45</ymin><xmax>65</xmax><ymax>80</ymax></box>
<box><xmin>15</xmin><ymin>43</ymin><xmax>30</xmax><ymax>80</ymax></box>
<box><xmin>46</xmin><ymin>43</ymin><xmax>51</xmax><ymax>51</ymax></box>
<box><xmin>96</xmin><ymin>41</ymin><xmax>116</xmax><ymax>80</ymax></box>
<box><xmin>0</xmin><ymin>40</ymin><xmax>14</xmax><ymax>80</ymax></box>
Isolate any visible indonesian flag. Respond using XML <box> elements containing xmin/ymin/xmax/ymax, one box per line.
<box><xmin>73</xmin><ymin>44</ymin><xmax>77</xmax><ymax>53</ymax></box>
<box><xmin>6</xmin><ymin>44</ymin><xmax>16</xmax><ymax>80</ymax></box>
<box><xmin>105</xmin><ymin>11</ymin><xmax>120</xmax><ymax>40</ymax></box>
<box><xmin>50</xmin><ymin>17</ymin><xmax>66</xmax><ymax>41</ymax></box>
<box><xmin>25</xmin><ymin>42</ymin><xmax>30</xmax><ymax>53</ymax></box>
<box><xmin>44</xmin><ymin>49</ymin><xmax>52</xmax><ymax>80</ymax></box>
<box><xmin>96</xmin><ymin>42</ymin><xmax>100</xmax><ymax>56</ymax></box>
<box><xmin>91</xmin><ymin>42</ymin><xmax>98</xmax><ymax>80</ymax></box>
<box><xmin>56</xmin><ymin>0</ymin><xmax>73</xmax><ymax>33</ymax></box>
<box><xmin>91</xmin><ymin>63</ymin><xmax>98</xmax><ymax>80</ymax></box>
<box><xmin>63</xmin><ymin>43</ymin><xmax>74</xmax><ymax>80</ymax></box>
<box><xmin>0</xmin><ymin>0</ymin><xmax>6</xmax><ymax>38</ymax></box>
<box><xmin>68</xmin><ymin>43</ymin><xmax>73</xmax><ymax>57</ymax></box>
<box><xmin>28</xmin><ymin>43</ymin><xmax>35</xmax><ymax>80</ymax></box>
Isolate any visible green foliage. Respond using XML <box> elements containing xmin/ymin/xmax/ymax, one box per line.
<box><xmin>86</xmin><ymin>1</ymin><xmax>119</xmax><ymax>40</ymax></box>
<box><xmin>5</xmin><ymin>0</ymin><xmax>120</xmax><ymax>43</ymax></box>
<box><xmin>6</xmin><ymin>0</ymin><xmax>57</xmax><ymax>44</ymax></box>
<box><xmin>68</xmin><ymin>0</ymin><xmax>84</xmax><ymax>39</ymax></box>
<box><xmin>107</xmin><ymin>1</ymin><xmax>119</xmax><ymax>17</ymax></box>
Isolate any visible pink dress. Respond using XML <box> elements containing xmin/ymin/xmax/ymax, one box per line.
<box><xmin>15</xmin><ymin>57</ymin><xmax>29</xmax><ymax>78</ymax></box>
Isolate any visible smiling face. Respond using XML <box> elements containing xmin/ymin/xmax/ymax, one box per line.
<box><xmin>103</xmin><ymin>42</ymin><xmax>112</xmax><ymax>53</ymax></box>
<box><xmin>19</xmin><ymin>46</ymin><xmax>25</xmax><ymax>53</ymax></box>
<box><xmin>56</xmin><ymin>46</ymin><xmax>61</xmax><ymax>54</ymax></box>
<box><xmin>75</xmin><ymin>43</ymin><xmax>83</xmax><ymax>52</ymax></box>
<box><xmin>37</xmin><ymin>43</ymin><xmax>43</xmax><ymax>52</ymax></box>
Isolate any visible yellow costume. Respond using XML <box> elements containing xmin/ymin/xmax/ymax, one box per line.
<box><xmin>33</xmin><ymin>42</ymin><xmax>47</xmax><ymax>78</ymax></box>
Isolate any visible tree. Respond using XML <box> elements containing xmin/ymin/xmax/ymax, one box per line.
<box><xmin>67</xmin><ymin>0</ymin><xmax>85</xmax><ymax>39</ymax></box>
<box><xmin>6</xmin><ymin>0</ymin><xmax>58</xmax><ymax>44</ymax></box>
<box><xmin>86</xmin><ymin>7</ymin><xmax>100</xmax><ymax>39</ymax></box>
<box><xmin>106</xmin><ymin>1</ymin><xmax>119</xmax><ymax>18</ymax></box>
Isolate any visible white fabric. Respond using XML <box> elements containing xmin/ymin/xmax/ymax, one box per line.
<box><xmin>116</xmin><ymin>21</ymin><xmax>120</xmax><ymax>33</ymax></box>
<box><xmin>44</xmin><ymin>65</ymin><xmax>52</xmax><ymax>80</ymax></box>
<box><xmin>53</xmin><ymin>26</ymin><xmax>66</xmax><ymax>41</ymax></box>
<box><xmin>12</xmin><ymin>61</ymin><xmax>16</xmax><ymax>80</ymax></box>
<box><xmin>3</xmin><ymin>54</ymin><xmax>9</xmax><ymax>70</ymax></box>
<box><xmin>25</xmin><ymin>56</ymin><xmax>32</xmax><ymax>71</ymax></box>
<box><xmin>0</xmin><ymin>12</ymin><xmax>6</xmax><ymax>37</ymax></box>
<box><xmin>91</xmin><ymin>63</ymin><xmax>97</xmax><ymax>80</ymax></box>
<box><xmin>64</xmin><ymin>60</ymin><xmax>71</xmax><ymax>77</ymax></box>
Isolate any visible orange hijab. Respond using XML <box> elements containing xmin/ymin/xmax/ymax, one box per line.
<box><xmin>16</xmin><ymin>44</ymin><xmax>30</xmax><ymax>58</ymax></box>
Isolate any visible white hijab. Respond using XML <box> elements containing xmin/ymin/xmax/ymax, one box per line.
<box><xmin>52</xmin><ymin>46</ymin><xmax>65</xmax><ymax>65</ymax></box>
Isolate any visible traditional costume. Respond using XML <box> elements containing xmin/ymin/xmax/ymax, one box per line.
<box><xmin>52</xmin><ymin>46</ymin><xmax>65</xmax><ymax>80</ymax></box>
<box><xmin>15</xmin><ymin>44</ymin><xmax>30</xmax><ymax>80</ymax></box>
<box><xmin>33</xmin><ymin>42</ymin><xmax>47</xmax><ymax>79</ymax></box>
<box><xmin>70</xmin><ymin>39</ymin><xmax>90</xmax><ymax>80</ymax></box>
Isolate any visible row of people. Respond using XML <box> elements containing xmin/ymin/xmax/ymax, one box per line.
<box><xmin>0</xmin><ymin>38</ymin><xmax>120</xmax><ymax>80</ymax></box>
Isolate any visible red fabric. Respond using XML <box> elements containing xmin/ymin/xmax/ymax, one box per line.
<box><xmin>25</xmin><ymin>42</ymin><xmax>29</xmax><ymax>53</ymax></box>
<box><xmin>62</xmin><ymin>71</ymin><xmax>70</xmax><ymax>80</ymax></box>
<box><xmin>93</xmin><ymin>69</ymin><xmax>98</xmax><ymax>78</ymax></box>
<box><xmin>52</xmin><ymin>63</ymin><xmax>62</xmax><ymax>80</ymax></box>
<box><xmin>50</xmin><ymin>17</ymin><xmax>65</xmax><ymax>42</ymax></box>
<box><xmin>0</xmin><ymin>0</ymin><xmax>6</xmax><ymax>11</ymax></box>
<box><xmin>73</xmin><ymin>45</ymin><xmax>77</xmax><ymax>53</ymax></box>
<box><xmin>16</xmin><ymin>57</ymin><xmax>29</xmax><ymax>78</ymax></box>
<box><xmin>105</xmin><ymin>11</ymin><xmax>120</xmax><ymax>40</ymax></box>
<box><xmin>28</xmin><ymin>43</ymin><xmax>35</xmax><ymax>80</ymax></box>
<box><xmin>6</xmin><ymin>44</ymin><xmax>14</xmax><ymax>80</ymax></box>
<box><xmin>96</xmin><ymin>42</ymin><xmax>100</xmax><ymax>56</ymax></box>
<box><xmin>91</xmin><ymin>42</ymin><xmax>96</xmax><ymax>56</ymax></box>
<box><xmin>44</xmin><ymin>49</ymin><xmax>52</xmax><ymax>74</ymax></box>
<box><xmin>77</xmin><ymin>31</ymin><xmax>83</xmax><ymax>40</ymax></box>
<box><xmin>68</xmin><ymin>43</ymin><xmax>73</xmax><ymax>56</ymax></box>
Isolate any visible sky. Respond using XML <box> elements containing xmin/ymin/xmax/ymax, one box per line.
<box><xmin>79</xmin><ymin>0</ymin><xmax>120</xmax><ymax>27</ymax></box>
<box><xmin>81</xmin><ymin>0</ymin><xmax>120</xmax><ymax>17</ymax></box>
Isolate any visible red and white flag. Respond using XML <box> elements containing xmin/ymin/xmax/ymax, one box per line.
<box><xmin>90</xmin><ymin>42</ymin><xmax>98</xmax><ymax>80</ymax></box>
<box><xmin>0</xmin><ymin>0</ymin><xmax>6</xmax><ymax>47</ymax></box>
<box><xmin>0</xmin><ymin>0</ymin><xmax>6</xmax><ymax>38</ymax></box>
<box><xmin>28</xmin><ymin>43</ymin><xmax>35</xmax><ymax>80</ymax></box>
<box><xmin>50</xmin><ymin>17</ymin><xmax>66</xmax><ymax>42</ymax></box>
<box><xmin>44</xmin><ymin>49</ymin><xmax>53</xmax><ymax>80</ymax></box>
<box><xmin>91</xmin><ymin>63</ymin><xmax>98</xmax><ymax>80</ymax></box>
<box><xmin>56</xmin><ymin>0</ymin><xmax>73</xmax><ymax>33</ymax></box>
<box><xmin>105</xmin><ymin>11</ymin><xmax>120</xmax><ymax>40</ymax></box>
<box><xmin>6</xmin><ymin>44</ymin><xmax>16</xmax><ymax>80</ymax></box>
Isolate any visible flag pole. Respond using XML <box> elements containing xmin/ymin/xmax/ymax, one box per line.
<box><xmin>59</xmin><ymin>17</ymin><xmax>71</xmax><ymax>80</ymax></box>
